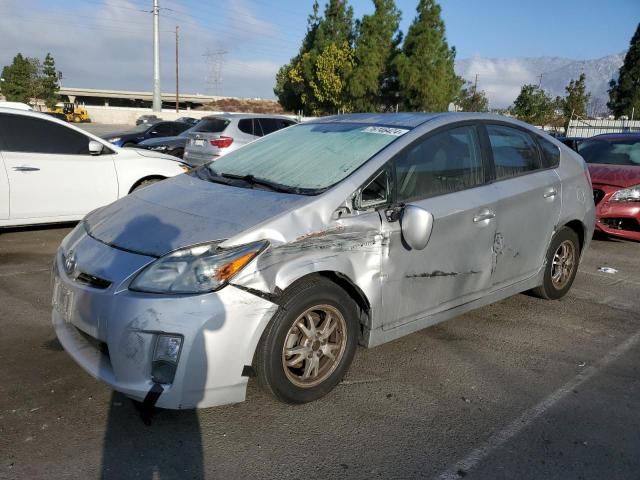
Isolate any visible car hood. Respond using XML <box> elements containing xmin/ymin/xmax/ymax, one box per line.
<box><xmin>84</xmin><ymin>173</ymin><xmax>311</xmax><ymax>257</ymax></box>
<box><xmin>588</xmin><ymin>164</ymin><xmax>640</xmax><ymax>188</ymax></box>
<box><xmin>130</xmin><ymin>149</ymin><xmax>182</xmax><ymax>162</ymax></box>
<box><xmin>138</xmin><ymin>136</ymin><xmax>184</xmax><ymax>147</ymax></box>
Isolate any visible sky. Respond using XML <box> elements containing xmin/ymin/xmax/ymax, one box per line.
<box><xmin>0</xmin><ymin>0</ymin><xmax>638</xmax><ymax>106</ymax></box>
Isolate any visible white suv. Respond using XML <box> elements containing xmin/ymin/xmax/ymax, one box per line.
<box><xmin>0</xmin><ymin>108</ymin><xmax>188</xmax><ymax>227</ymax></box>
<box><xmin>183</xmin><ymin>113</ymin><xmax>296</xmax><ymax>166</ymax></box>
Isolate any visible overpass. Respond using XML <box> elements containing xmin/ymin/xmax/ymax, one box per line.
<box><xmin>58</xmin><ymin>86</ymin><xmax>235</xmax><ymax>109</ymax></box>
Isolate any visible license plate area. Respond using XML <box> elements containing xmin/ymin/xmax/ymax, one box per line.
<box><xmin>193</xmin><ymin>139</ymin><xmax>205</xmax><ymax>147</ymax></box>
<box><xmin>52</xmin><ymin>278</ymin><xmax>74</xmax><ymax>322</ymax></box>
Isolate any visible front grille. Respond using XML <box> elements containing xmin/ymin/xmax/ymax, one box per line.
<box><xmin>600</xmin><ymin>217</ymin><xmax>640</xmax><ymax>232</ymax></box>
<box><xmin>75</xmin><ymin>272</ymin><xmax>112</xmax><ymax>290</ymax></box>
<box><xmin>593</xmin><ymin>189</ymin><xmax>605</xmax><ymax>205</ymax></box>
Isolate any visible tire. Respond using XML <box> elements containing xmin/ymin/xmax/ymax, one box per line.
<box><xmin>132</xmin><ymin>178</ymin><xmax>162</xmax><ymax>192</ymax></box>
<box><xmin>254</xmin><ymin>276</ymin><xmax>359</xmax><ymax>404</ymax></box>
<box><xmin>532</xmin><ymin>227</ymin><xmax>580</xmax><ymax>300</ymax></box>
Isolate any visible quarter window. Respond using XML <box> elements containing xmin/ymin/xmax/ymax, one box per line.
<box><xmin>487</xmin><ymin>125</ymin><xmax>541</xmax><ymax>179</ymax></box>
<box><xmin>394</xmin><ymin>125</ymin><xmax>484</xmax><ymax>201</ymax></box>
<box><xmin>0</xmin><ymin>113</ymin><xmax>91</xmax><ymax>154</ymax></box>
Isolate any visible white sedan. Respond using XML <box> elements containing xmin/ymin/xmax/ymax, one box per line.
<box><xmin>0</xmin><ymin>107</ymin><xmax>188</xmax><ymax>227</ymax></box>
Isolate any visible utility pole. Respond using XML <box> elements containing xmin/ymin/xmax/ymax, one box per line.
<box><xmin>175</xmin><ymin>25</ymin><xmax>179</xmax><ymax>113</ymax></box>
<box><xmin>473</xmin><ymin>73</ymin><xmax>478</xmax><ymax>93</ymax></box>
<box><xmin>538</xmin><ymin>73</ymin><xmax>544</xmax><ymax>88</ymax></box>
<box><xmin>152</xmin><ymin>0</ymin><xmax>161</xmax><ymax>112</ymax></box>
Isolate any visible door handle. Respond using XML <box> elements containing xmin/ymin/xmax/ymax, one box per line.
<box><xmin>473</xmin><ymin>210</ymin><xmax>496</xmax><ymax>223</ymax></box>
<box><xmin>543</xmin><ymin>189</ymin><xmax>557</xmax><ymax>198</ymax></box>
<box><xmin>13</xmin><ymin>166</ymin><xmax>40</xmax><ymax>172</ymax></box>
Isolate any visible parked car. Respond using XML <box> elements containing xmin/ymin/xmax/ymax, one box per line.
<box><xmin>104</xmin><ymin>121</ymin><xmax>192</xmax><ymax>148</ymax></box>
<box><xmin>136</xmin><ymin>114</ymin><xmax>162</xmax><ymax>126</ymax></box>
<box><xmin>557</xmin><ymin>136</ymin><xmax>583</xmax><ymax>152</ymax></box>
<box><xmin>0</xmin><ymin>101</ymin><xmax>32</xmax><ymax>111</ymax></box>
<box><xmin>176</xmin><ymin>116</ymin><xmax>199</xmax><ymax>126</ymax></box>
<box><xmin>135</xmin><ymin>124</ymin><xmax>197</xmax><ymax>159</ymax></box>
<box><xmin>578</xmin><ymin>133</ymin><xmax>640</xmax><ymax>241</ymax></box>
<box><xmin>183</xmin><ymin>113</ymin><xmax>297</xmax><ymax>166</ymax></box>
<box><xmin>0</xmin><ymin>107</ymin><xmax>188</xmax><ymax>227</ymax></box>
<box><xmin>53</xmin><ymin>113</ymin><xmax>594</xmax><ymax>410</ymax></box>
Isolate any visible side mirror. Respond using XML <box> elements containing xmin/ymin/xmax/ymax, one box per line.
<box><xmin>88</xmin><ymin>140</ymin><xmax>104</xmax><ymax>156</ymax></box>
<box><xmin>400</xmin><ymin>205</ymin><xmax>434</xmax><ymax>250</ymax></box>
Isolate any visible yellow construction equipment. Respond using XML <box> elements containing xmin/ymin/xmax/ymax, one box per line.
<box><xmin>49</xmin><ymin>102</ymin><xmax>91</xmax><ymax>123</ymax></box>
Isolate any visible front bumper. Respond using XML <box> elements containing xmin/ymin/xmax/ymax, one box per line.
<box><xmin>52</xmin><ymin>234</ymin><xmax>279</xmax><ymax>409</ymax></box>
<box><xmin>593</xmin><ymin>184</ymin><xmax>640</xmax><ymax>242</ymax></box>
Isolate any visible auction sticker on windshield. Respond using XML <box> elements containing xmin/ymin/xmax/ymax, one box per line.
<box><xmin>362</xmin><ymin>126</ymin><xmax>409</xmax><ymax>136</ymax></box>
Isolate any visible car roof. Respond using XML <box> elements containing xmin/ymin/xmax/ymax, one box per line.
<box><xmin>201</xmin><ymin>113</ymin><xmax>295</xmax><ymax>120</ymax></box>
<box><xmin>586</xmin><ymin>133</ymin><xmax>640</xmax><ymax>141</ymax></box>
<box><xmin>311</xmin><ymin>112</ymin><xmax>516</xmax><ymax>129</ymax></box>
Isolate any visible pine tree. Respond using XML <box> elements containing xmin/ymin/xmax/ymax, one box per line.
<box><xmin>275</xmin><ymin>0</ymin><xmax>355</xmax><ymax>115</ymax></box>
<box><xmin>511</xmin><ymin>84</ymin><xmax>556</xmax><ymax>126</ymax></box>
<box><xmin>348</xmin><ymin>0</ymin><xmax>401</xmax><ymax>112</ymax></box>
<box><xmin>395</xmin><ymin>0</ymin><xmax>461</xmax><ymax>112</ymax></box>
<box><xmin>455</xmin><ymin>81</ymin><xmax>489</xmax><ymax>112</ymax></box>
<box><xmin>561</xmin><ymin>73</ymin><xmax>590</xmax><ymax>130</ymax></box>
<box><xmin>40</xmin><ymin>53</ymin><xmax>60</xmax><ymax>109</ymax></box>
<box><xmin>0</xmin><ymin>53</ymin><xmax>38</xmax><ymax>104</ymax></box>
<box><xmin>608</xmin><ymin>23</ymin><xmax>640</xmax><ymax>118</ymax></box>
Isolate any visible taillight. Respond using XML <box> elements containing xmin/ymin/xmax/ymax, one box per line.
<box><xmin>210</xmin><ymin>136</ymin><xmax>233</xmax><ymax>148</ymax></box>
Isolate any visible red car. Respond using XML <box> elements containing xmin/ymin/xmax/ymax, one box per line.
<box><xmin>579</xmin><ymin>133</ymin><xmax>640</xmax><ymax>241</ymax></box>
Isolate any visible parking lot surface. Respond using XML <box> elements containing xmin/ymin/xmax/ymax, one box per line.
<box><xmin>1</xmin><ymin>225</ymin><xmax>639</xmax><ymax>480</ymax></box>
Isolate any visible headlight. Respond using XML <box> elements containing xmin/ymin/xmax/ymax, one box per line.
<box><xmin>108</xmin><ymin>137</ymin><xmax>121</xmax><ymax>143</ymax></box>
<box><xmin>610</xmin><ymin>184</ymin><xmax>640</xmax><ymax>202</ymax></box>
<box><xmin>179</xmin><ymin>163</ymin><xmax>191</xmax><ymax>173</ymax></box>
<box><xmin>130</xmin><ymin>240</ymin><xmax>267</xmax><ymax>294</ymax></box>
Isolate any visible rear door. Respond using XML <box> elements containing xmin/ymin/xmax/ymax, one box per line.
<box><xmin>0</xmin><ymin>113</ymin><xmax>118</xmax><ymax>220</ymax></box>
<box><xmin>483</xmin><ymin>123</ymin><xmax>561</xmax><ymax>288</ymax></box>
<box><xmin>378</xmin><ymin>123</ymin><xmax>499</xmax><ymax>328</ymax></box>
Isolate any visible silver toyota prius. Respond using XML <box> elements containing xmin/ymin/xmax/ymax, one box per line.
<box><xmin>52</xmin><ymin>113</ymin><xmax>595</xmax><ymax>410</ymax></box>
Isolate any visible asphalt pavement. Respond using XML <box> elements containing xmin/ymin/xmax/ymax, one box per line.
<box><xmin>1</xmin><ymin>226</ymin><xmax>638</xmax><ymax>480</ymax></box>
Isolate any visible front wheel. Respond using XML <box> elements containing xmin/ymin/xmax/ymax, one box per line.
<box><xmin>254</xmin><ymin>277</ymin><xmax>359</xmax><ymax>404</ymax></box>
<box><xmin>532</xmin><ymin>227</ymin><xmax>580</xmax><ymax>300</ymax></box>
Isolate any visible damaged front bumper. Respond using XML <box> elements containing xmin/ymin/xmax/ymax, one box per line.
<box><xmin>52</xmin><ymin>243</ymin><xmax>279</xmax><ymax>410</ymax></box>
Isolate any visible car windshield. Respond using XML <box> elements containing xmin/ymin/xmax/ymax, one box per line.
<box><xmin>578</xmin><ymin>138</ymin><xmax>640</xmax><ymax>166</ymax></box>
<box><xmin>205</xmin><ymin>122</ymin><xmax>408</xmax><ymax>192</ymax></box>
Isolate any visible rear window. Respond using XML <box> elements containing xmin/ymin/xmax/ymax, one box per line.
<box><xmin>578</xmin><ymin>138</ymin><xmax>640</xmax><ymax>166</ymax></box>
<box><xmin>193</xmin><ymin>118</ymin><xmax>230</xmax><ymax>133</ymax></box>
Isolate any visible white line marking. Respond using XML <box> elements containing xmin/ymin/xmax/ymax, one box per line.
<box><xmin>0</xmin><ymin>268</ymin><xmax>49</xmax><ymax>278</ymax></box>
<box><xmin>434</xmin><ymin>329</ymin><xmax>640</xmax><ymax>480</ymax></box>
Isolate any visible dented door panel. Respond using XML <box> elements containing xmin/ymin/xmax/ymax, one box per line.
<box><xmin>379</xmin><ymin>185</ymin><xmax>499</xmax><ymax>330</ymax></box>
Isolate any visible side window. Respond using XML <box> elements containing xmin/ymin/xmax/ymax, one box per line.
<box><xmin>0</xmin><ymin>113</ymin><xmax>90</xmax><ymax>154</ymax></box>
<box><xmin>238</xmin><ymin>119</ymin><xmax>254</xmax><ymax>135</ymax></box>
<box><xmin>394</xmin><ymin>125</ymin><xmax>484</xmax><ymax>202</ymax></box>
<box><xmin>487</xmin><ymin>125</ymin><xmax>541</xmax><ymax>179</ymax></box>
<box><xmin>258</xmin><ymin>118</ymin><xmax>290</xmax><ymax>135</ymax></box>
<box><xmin>172</xmin><ymin>123</ymin><xmax>190</xmax><ymax>136</ymax></box>
<box><xmin>151</xmin><ymin>123</ymin><xmax>173</xmax><ymax>136</ymax></box>
<box><xmin>357</xmin><ymin>170</ymin><xmax>389</xmax><ymax>209</ymax></box>
<box><xmin>537</xmin><ymin>136</ymin><xmax>560</xmax><ymax>168</ymax></box>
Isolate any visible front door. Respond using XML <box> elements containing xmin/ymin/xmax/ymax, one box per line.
<box><xmin>378</xmin><ymin>124</ymin><xmax>498</xmax><ymax>330</ymax></box>
<box><xmin>0</xmin><ymin>113</ymin><xmax>118</xmax><ymax>220</ymax></box>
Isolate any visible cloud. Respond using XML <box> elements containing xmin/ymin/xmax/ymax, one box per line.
<box><xmin>0</xmin><ymin>0</ymin><xmax>284</xmax><ymax>99</ymax></box>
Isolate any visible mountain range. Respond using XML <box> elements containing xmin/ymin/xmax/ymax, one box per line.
<box><xmin>455</xmin><ymin>52</ymin><xmax>625</xmax><ymax>113</ymax></box>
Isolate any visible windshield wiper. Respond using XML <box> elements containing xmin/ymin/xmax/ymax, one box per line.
<box><xmin>190</xmin><ymin>166</ymin><xmax>234</xmax><ymax>185</ymax></box>
<box><xmin>219</xmin><ymin>173</ymin><xmax>301</xmax><ymax>194</ymax></box>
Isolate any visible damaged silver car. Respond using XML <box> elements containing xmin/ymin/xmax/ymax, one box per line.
<box><xmin>52</xmin><ymin>113</ymin><xmax>595</xmax><ymax>409</ymax></box>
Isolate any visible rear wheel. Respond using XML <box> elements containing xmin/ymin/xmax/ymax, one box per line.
<box><xmin>532</xmin><ymin>227</ymin><xmax>580</xmax><ymax>300</ymax></box>
<box><xmin>255</xmin><ymin>277</ymin><xmax>359</xmax><ymax>404</ymax></box>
